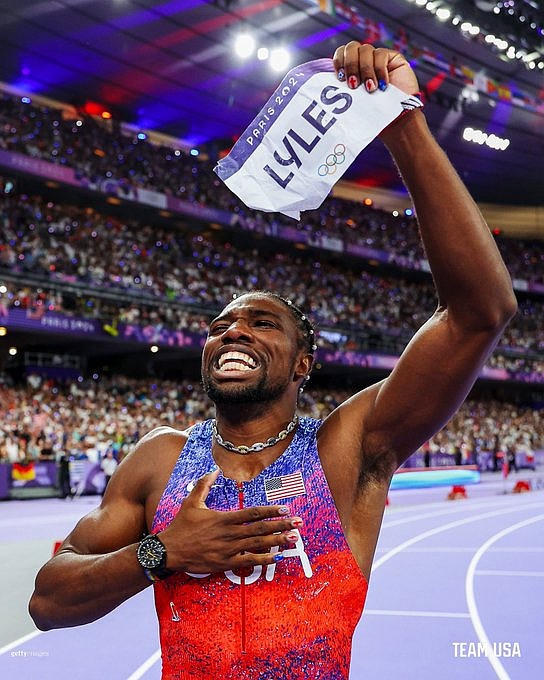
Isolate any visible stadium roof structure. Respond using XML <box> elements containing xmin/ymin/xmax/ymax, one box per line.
<box><xmin>0</xmin><ymin>0</ymin><xmax>542</xmax><ymax>208</ymax></box>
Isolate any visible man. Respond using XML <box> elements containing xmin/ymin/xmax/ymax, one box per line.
<box><xmin>29</xmin><ymin>43</ymin><xmax>516</xmax><ymax>678</ymax></box>
<box><xmin>100</xmin><ymin>449</ymin><xmax>118</xmax><ymax>496</ymax></box>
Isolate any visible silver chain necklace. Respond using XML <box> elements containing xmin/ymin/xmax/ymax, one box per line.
<box><xmin>212</xmin><ymin>415</ymin><xmax>299</xmax><ymax>454</ymax></box>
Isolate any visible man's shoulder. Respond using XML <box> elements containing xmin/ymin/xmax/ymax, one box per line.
<box><xmin>137</xmin><ymin>425</ymin><xmax>193</xmax><ymax>447</ymax></box>
<box><xmin>122</xmin><ymin>425</ymin><xmax>196</xmax><ymax>471</ymax></box>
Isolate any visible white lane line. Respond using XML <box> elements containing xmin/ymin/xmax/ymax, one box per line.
<box><xmin>381</xmin><ymin>496</ymin><xmax>535</xmax><ymax>529</ymax></box>
<box><xmin>465</xmin><ymin>513</ymin><xmax>544</xmax><ymax>680</ymax></box>
<box><xmin>126</xmin><ymin>649</ymin><xmax>161</xmax><ymax>680</ymax></box>
<box><xmin>0</xmin><ymin>629</ymin><xmax>42</xmax><ymax>656</ymax></box>
<box><xmin>475</xmin><ymin>569</ymin><xmax>544</xmax><ymax>578</ymax></box>
<box><xmin>364</xmin><ymin>609</ymin><xmax>470</xmax><ymax>619</ymax></box>
<box><xmin>384</xmin><ymin>491</ymin><xmax>543</xmax><ymax>518</ymax></box>
<box><xmin>487</xmin><ymin>547</ymin><xmax>544</xmax><ymax>552</ymax></box>
<box><xmin>372</xmin><ymin>501</ymin><xmax>544</xmax><ymax>574</ymax></box>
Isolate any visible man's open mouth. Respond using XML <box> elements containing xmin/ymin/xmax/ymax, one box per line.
<box><xmin>216</xmin><ymin>351</ymin><xmax>259</xmax><ymax>372</ymax></box>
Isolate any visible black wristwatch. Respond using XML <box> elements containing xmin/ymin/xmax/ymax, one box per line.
<box><xmin>137</xmin><ymin>533</ymin><xmax>174</xmax><ymax>582</ymax></box>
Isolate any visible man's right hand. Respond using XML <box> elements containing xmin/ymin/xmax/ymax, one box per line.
<box><xmin>159</xmin><ymin>469</ymin><xmax>301</xmax><ymax>574</ymax></box>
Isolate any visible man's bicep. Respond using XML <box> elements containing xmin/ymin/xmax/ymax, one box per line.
<box><xmin>60</xmin><ymin>496</ymin><xmax>146</xmax><ymax>557</ymax></box>
<box><xmin>361</xmin><ymin>311</ymin><xmax>499</xmax><ymax>463</ymax></box>
<box><xmin>60</xmin><ymin>451</ymin><xmax>148</xmax><ymax>555</ymax></box>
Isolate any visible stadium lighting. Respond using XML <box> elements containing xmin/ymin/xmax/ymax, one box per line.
<box><xmin>436</xmin><ymin>8</ymin><xmax>451</xmax><ymax>20</ymax></box>
<box><xmin>234</xmin><ymin>33</ymin><xmax>255</xmax><ymax>59</ymax></box>
<box><xmin>8</xmin><ymin>347</ymin><xmax>17</xmax><ymax>356</ymax></box>
<box><xmin>463</xmin><ymin>127</ymin><xmax>510</xmax><ymax>151</ymax></box>
<box><xmin>269</xmin><ymin>47</ymin><xmax>290</xmax><ymax>72</ymax></box>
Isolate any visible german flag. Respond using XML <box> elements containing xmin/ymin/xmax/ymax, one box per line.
<box><xmin>12</xmin><ymin>461</ymin><xmax>36</xmax><ymax>482</ymax></box>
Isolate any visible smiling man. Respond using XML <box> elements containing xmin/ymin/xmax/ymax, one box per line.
<box><xmin>30</xmin><ymin>43</ymin><xmax>516</xmax><ymax>679</ymax></box>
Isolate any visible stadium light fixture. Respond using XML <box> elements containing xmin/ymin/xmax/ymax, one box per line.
<box><xmin>234</xmin><ymin>33</ymin><xmax>256</xmax><ymax>59</ymax></box>
<box><xmin>436</xmin><ymin>8</ymin><xmax>451</xmax><ymax>20</ymax></box>
<box><xmin>270</xmin><ymin>47</ymin><xmax>290</xmax><ymax>72</ymax></box>
<box><xmin>463</xmin><ymin>127</ymin><xmax>510</xmax><ymax>151</ymax></box>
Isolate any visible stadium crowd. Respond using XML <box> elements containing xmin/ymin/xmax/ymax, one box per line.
<box><xmin>1</xmin><ymin>90</ymin><xmax>544</xmax><ymax>282</ymax></box>
<box><xmin>0</xmin><ymin>375</ymin><xmax>541</xmax><ymax>470</ymax></box>
<box><xmin>2</xmin><ymin>191</ymin><xmax>544</xmax><ymax>361</ymax></box>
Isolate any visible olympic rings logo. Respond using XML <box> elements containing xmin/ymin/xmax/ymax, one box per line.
<box><xmin>318</xmin><ymin>144</ymin><xmax>346</xmax><ymax>177</ymax></box>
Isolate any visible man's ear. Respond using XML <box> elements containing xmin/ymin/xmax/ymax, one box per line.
<box><xmin>293</xmin><ymin>353</ymin><xmax>314</xmax><ymax>383</ymax></box>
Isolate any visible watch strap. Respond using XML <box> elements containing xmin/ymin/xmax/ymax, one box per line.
<box><xmin>144</xmin><ymin>566</ymin><xmax>175</xmax><ymax>582</ymax></box>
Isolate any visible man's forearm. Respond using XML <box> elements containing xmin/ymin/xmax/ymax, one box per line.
<box><xmin>29</xmin><ymin>544</ymin><xmax>150</xmax><ymax>630</ymax></box>
<box><xmin>381</xmin><ymin>110</ymin><xmax>517</xmax><ymax>328</ymax></box>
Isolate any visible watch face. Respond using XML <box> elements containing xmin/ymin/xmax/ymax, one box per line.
<box><xmin>137</xmin><ymin>535</ymin><xmax>166</xmax><ymax>569</ymax></box>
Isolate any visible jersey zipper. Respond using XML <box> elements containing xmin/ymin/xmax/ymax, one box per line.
<box><xmin>236</xmin><ymin>480</ymin><xmax>247</xmax><ymax>654</ymax></box>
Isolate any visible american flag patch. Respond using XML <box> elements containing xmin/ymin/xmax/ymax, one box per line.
<box><xmin>264</xmin><ymin>471</ymin><xmax>306</xmax><ymax>502</ymax></box>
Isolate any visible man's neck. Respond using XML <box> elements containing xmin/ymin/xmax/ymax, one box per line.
<box><xmin>212</xmin><ymin>404</ymin><xmax>299</xmax><ymax>482</ymax></box>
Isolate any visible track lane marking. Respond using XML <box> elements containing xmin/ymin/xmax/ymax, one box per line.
<box><xmin>465</xmin><ymin>513</ymin><xmax>544</xmax><ymax>680</ymax></box>
<box><xmin>372</xmin><ymin>501</ymin><xmax>544</xmax><ymax>573</ymax></box>
<box><xmin>364</xmin><ymin>609</ymin><xmax>470</xmax><ymax>618</ymax></box>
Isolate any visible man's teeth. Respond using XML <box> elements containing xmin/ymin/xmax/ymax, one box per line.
<box><xmin>218</xmin><ymin>351</ymin><xmax>257</xmax><ymax>371</ymax></box>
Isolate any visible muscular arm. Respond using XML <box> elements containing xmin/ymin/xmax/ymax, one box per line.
<box><xmin>321</xmin><ymin>44</ymin><xmax>517</xmax><ymax>504</ymax></box>
<box><xmin>363</xmin><ymin>108</ymin><xmax>517</xmax><ymax>461</ymax></box>
<box><xmin>29</xmin><ymin>430</ymin><xmax>300</xmax><ymax>630</ymax></box>
<box><xmin>29</xmin><ymin>445</ymin><xmax>153</xmax><ymax>630</ymax></box>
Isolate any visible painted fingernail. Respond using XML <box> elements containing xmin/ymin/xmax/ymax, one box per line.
<box><xmin>348</xmin><ymin>75</ymin><xmax>359</xmax><ymax>89</ymax></box>
<box><xmin>291</xmin><ymin>517</ymin><xmax>303</xmax><ymax>528</ymax></box>
<box><xmin>337</xmin><ymin>68</ymin><xmax>345</xmax><ymax>81</ymax></box>
<box><xmin>378</xmin><ymin>79</ymin><xmax>388</xmax><ymax>91</ymax></box>
<box><xmin>286</xmin><ymin>533</ymin><xmax>298</xmax><ymax>542</ymax></box>
<box><xmin>278</xmin><ymin>506</ymin><xmax>290</xmax><ymax>515</ymax></box>
<box><xmin>273</xmin><ymin>553</ymin><xmax>284</xmax><ymax>562</ymax></box>
<box><xmin>365</xmin><ymin>78</ymin><xmax>376</xmax><ymax>93</ymax></box>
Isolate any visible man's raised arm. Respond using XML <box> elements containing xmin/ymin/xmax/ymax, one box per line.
<box><xmin>330</xmin><ymin>43</ymin><xmax>517</xmax><ymax>466</ymax></box>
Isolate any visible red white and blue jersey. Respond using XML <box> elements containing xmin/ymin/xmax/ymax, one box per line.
<box><xmin>151</xmin><ymin>417</ymin><xmax>368</xmax><ymax>679</ymax></box>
